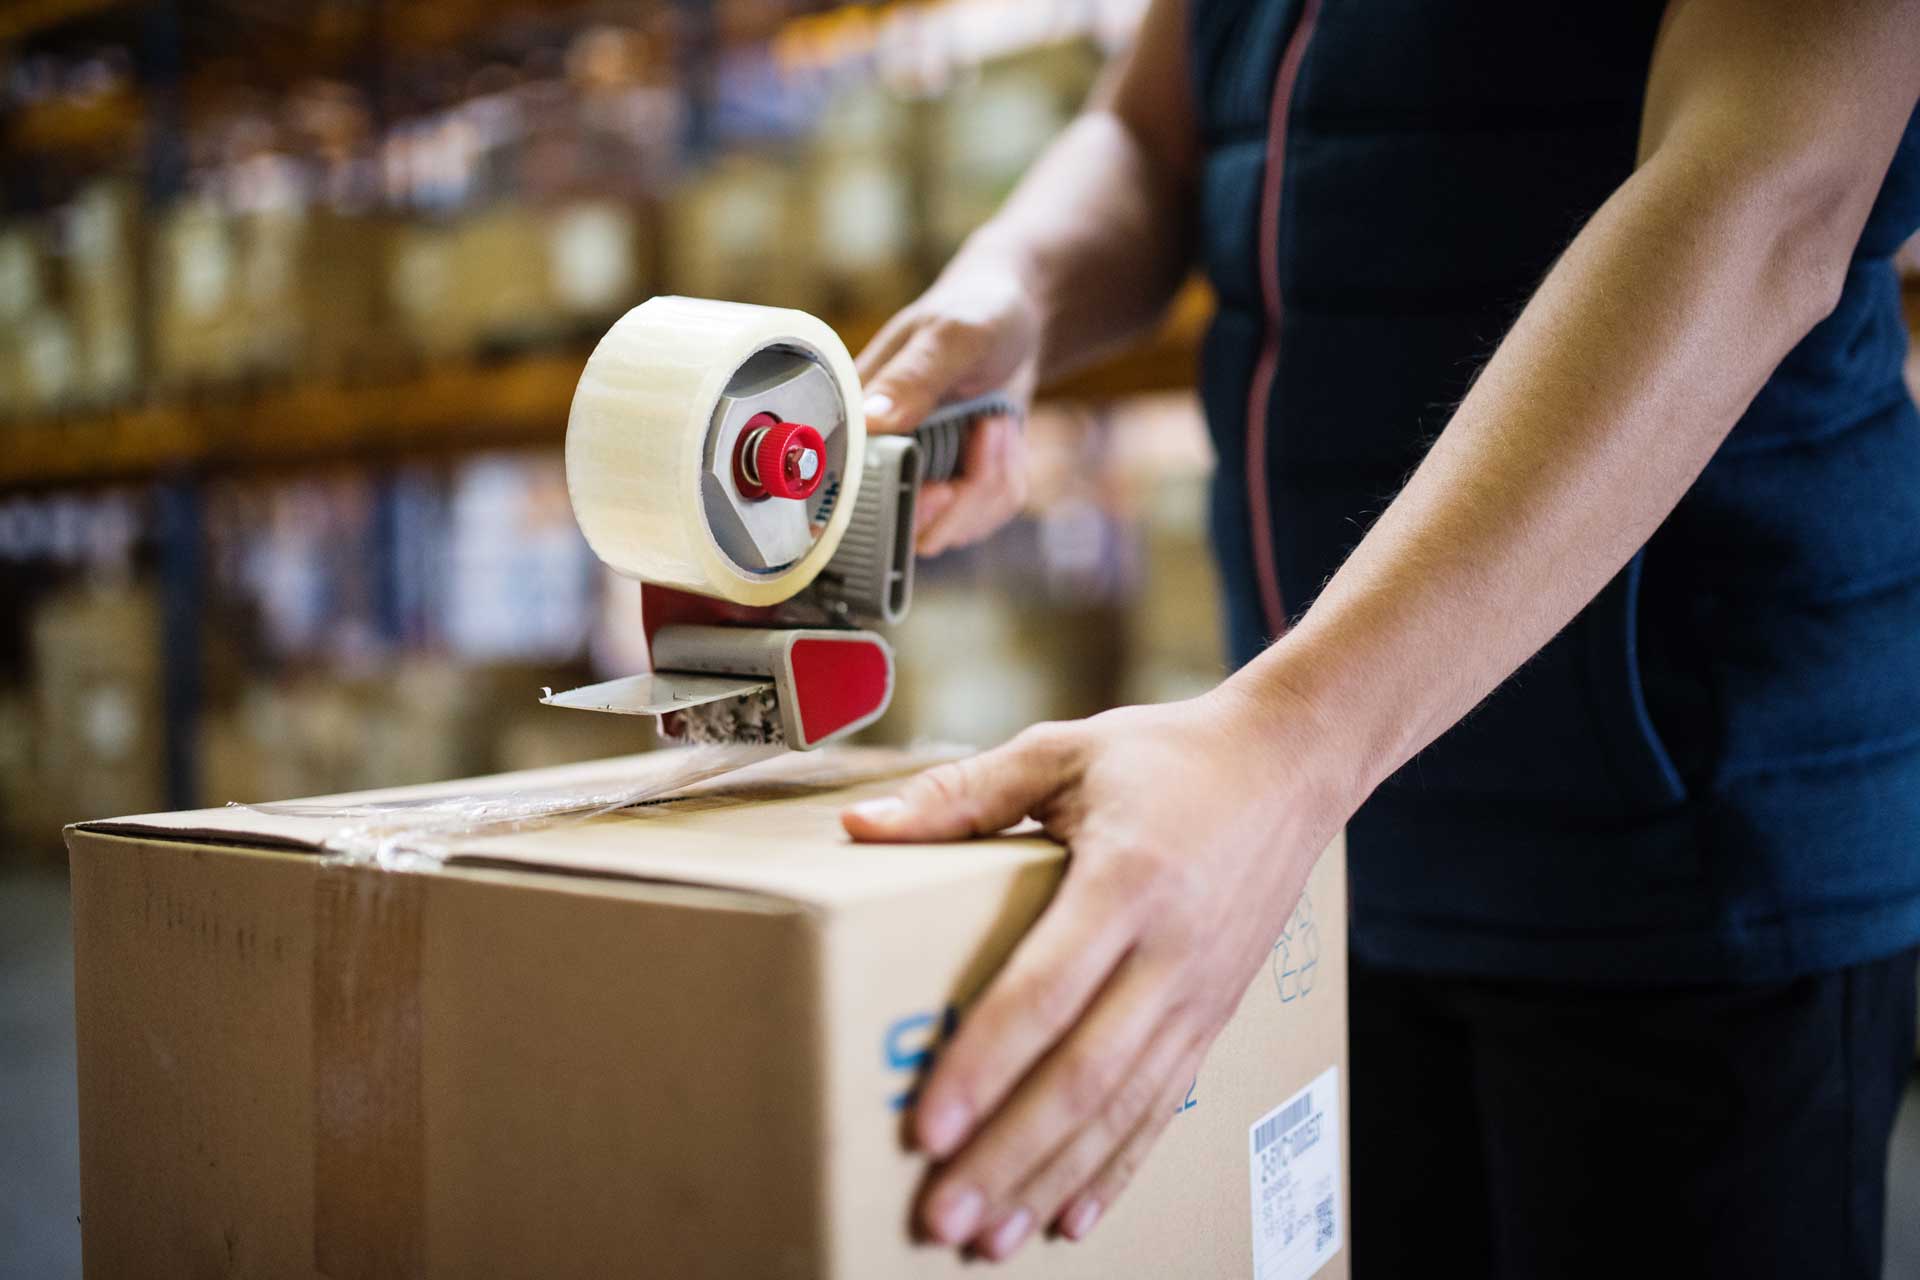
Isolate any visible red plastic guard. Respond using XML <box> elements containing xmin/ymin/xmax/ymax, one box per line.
<box><xmin>788</xmin><ymin>635</ymin><xmax>892</xmax><ymax>747</ymax></box>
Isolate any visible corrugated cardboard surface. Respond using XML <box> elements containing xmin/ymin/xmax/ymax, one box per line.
<box><xmin>70</xmin><ymin>747</ymin><xmax>1347</xmax><ymax>1278</ymax></box>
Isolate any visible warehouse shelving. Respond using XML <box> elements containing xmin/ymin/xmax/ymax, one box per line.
<box><xmin>4</xmin><ymin>275</ymin><xmax>1909</xmax><ymax>494</ymax></box>
<box><xmin>0</xmin><ymin>0</ymin><xmax>124</xmax><ymax>46</ymax></box>
<box><xmin>0</xmin><ymin>282</ymin><xmax>1213</xmax><ymax>491</ymax></box>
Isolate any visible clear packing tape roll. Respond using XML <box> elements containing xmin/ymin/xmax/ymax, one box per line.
<box><xmin>565</xmin><ymin>296</ymin><xmax>867</xmax><ymax>606</ymax></box>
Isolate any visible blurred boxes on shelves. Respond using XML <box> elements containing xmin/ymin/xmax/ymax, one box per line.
<box><xmin>0</xmin><ymin>0</ymin><xmax>1238</xmax><ymax>856</ymax></box>
<box><xmin>925</xmin><ymin>42</ymin><xmax>1102</xmax><ymax>259</ymax></box>
<box><xmin>664</xmin><ymin>150</ymin><xmax>822</xmax><ymax>309</ymax></box>
<box><xmin>0</xmin><ymin>178</ymin><xmax>143</xmax><ymax>417</ymax></box>
<box><xmin>22</xmin><ymin>582</ymin><xmax>166</xmax><ymax>853</ymax></box>
<box><xmin>196</xmin><ymin>660</ymin><xmax>652</xmax><ymax>808</ymax></box>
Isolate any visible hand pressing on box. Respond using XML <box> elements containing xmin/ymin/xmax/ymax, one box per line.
<box><xmin>856</xmin><ymin>258</ymin><xmax>1041</xmax><ymax>558</ymax></box>
<box><xmin>840</xmin><ymin>682</ymin><xmax>1349</xmax><ymax>1262</ymax></box>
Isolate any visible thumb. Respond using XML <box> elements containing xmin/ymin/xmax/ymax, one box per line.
<box><xmin>862</xmin><ymin>324</ymin><xmax>983</xmax><ymax>436</ymax></box>
<box><xmin>842</xmin><ymin>733</ymin><xmax>1075</xmax><ymax>842</ymax></box>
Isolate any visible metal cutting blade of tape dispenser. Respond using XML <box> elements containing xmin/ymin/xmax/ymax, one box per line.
<box><xmin>546</xmin><ymin>297</ymin><xmax>1017</xmax><ymax>750</ymax></box>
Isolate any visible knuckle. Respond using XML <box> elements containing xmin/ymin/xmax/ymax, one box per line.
<box><xmin>969</xmin><ymin>1150</ymin><xmax>1029</xmax><ymax>1204</ymax></box>
<box><xmin>1107</xmin><ymin>1151</ymin><xmax>1144</xmax><ymax>1193</ymax></box>
<box><xmin>1022</xmin><ymin>1149</ymin><xmax>1102</xmax><ymax>1224</ymax></box>
<box><xmin>1056</xmin><ymin>1047</ymin><xmax>1123</xmax><ymax>1114</ymax></box>
<box><xmin>1014</xmin><ymin>720</ymin><xmax>1078</xmax><ymax>768</ymax></box>
<box><xmin>909</xmin><ymin>761</ymin><xmax>998</xmax><ymax>837</ymax></box>
<box><xmin>1096</xmin><ymin>845</ymin><xmax>1161</xmax><ymax>898</ymax></box>
<box><xmin>933</xmin><ymin>1069</ymin><xmax>982</xmax><ymax>1120</ymax></box>
<box><xmin>1084</xmin><ymin>846</ymin><xmax>1172</xmax><ymax>924</ymax></box>
<box><xmin>930</xmin><ymin>314</ymin><xmax>985</xmax><ymax>346</ymax></box>
<box><xmin>1154</xmin><ymin>902</ymin><xmax>1213</xmax><ymax>958</ymax></box>
<box><xmin>913</xmin><ymin>763</ymin><xmax>969</xmax><ymax>813</ymax></box>
<box><xmin>1105</xmin><ymin>1063</ymin><xmax>1164</xmax><ymax>1127</ymax></box>
<box><xmin>1005</xmin><ymin>971</ymin><xmax>1078</xmax><ymax>1036</ymax></box>
<box><xmin>1145</xmin><ymin>854</ymin><xmax>1211</xmax><ymax>917</ymax></box>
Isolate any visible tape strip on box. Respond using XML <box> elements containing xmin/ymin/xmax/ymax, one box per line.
<box><xmin>313</xmin><ymin>864</ymin><xmax>426</xmax><ymax>1278</ymax></box>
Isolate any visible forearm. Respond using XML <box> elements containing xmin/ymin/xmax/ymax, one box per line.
<box><xmin>958</xmin><ymin>113</ymin><xmax>1193</xmax><ymax>382</ymax></box>
<box><xmin>946</xmin><ymin>0</ymin><xmax>1197</xmax><ymax>382</ymax></box>
<box><xmin>1233</xmin><ymin>135</ymin><xmax>1895</xmax><ymax>806</ymax></box>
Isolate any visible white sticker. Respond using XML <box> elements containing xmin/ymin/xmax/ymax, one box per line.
<box><xmin>1249</xmin><ymin>1065</ymin><xmax>1342</xmax><ymax>1280</ymax></box>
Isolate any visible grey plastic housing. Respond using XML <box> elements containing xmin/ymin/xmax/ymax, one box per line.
<box><xmin>792</xmin><ymin>392</ymin><xmax>1020</xmax><ymax>626</ymax></box>
<box><xmin>808</xmin><ymin>435</ymin><xmax>921</xmax><ymax>626</ymax></box>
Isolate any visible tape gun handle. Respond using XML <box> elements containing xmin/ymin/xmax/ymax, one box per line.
<box><xmin>910</xmin><ymin>391</ymin><xmax>1022</xmax><ymax>485</ymax></box>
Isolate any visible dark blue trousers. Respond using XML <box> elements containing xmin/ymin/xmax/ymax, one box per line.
<box><xmin>1351</xmin><ymin>947</ymin><xmax>1918</xmax><ymax>1278</ymax></box>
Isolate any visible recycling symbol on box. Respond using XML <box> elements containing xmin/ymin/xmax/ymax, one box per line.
<box><xmin>1271</xmin><ymin>891</ymin><xmax>1319</xmax><ymax>1003</ymax></box>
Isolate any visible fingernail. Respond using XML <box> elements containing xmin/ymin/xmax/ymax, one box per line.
<box><xmin>847</xmin><ymin>796</ymin><xmax>906</xmax><ymax>826</ymax></box>
<box><xmin>918</xmin><ymin>1097</ymin><xmax>970</xmax><ymax>1155</ymax></box>
<box><xmin>1060</xmin><ymin>1197</ymin><xmax>1102</xmax><ymax>1241</ymax></box>
<box><xmin>926</xmin><ymin>1183</ymin><xmax>984</xmax><ymax>1244</ymax></box>
<box><xmin>982</xmin><ymin>1208</ymin><xmax>1034</xmax><ymax>1259</ymax></box>
<box><xmin>863</xmin><ymin>392</ymin><xmax>893</xmax><ymax>423</ymax></box>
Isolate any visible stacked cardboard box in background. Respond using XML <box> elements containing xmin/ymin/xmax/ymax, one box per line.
<box><xmin>807</xmin><ymin>84</ymin><xmax>920</xmax><ymax>317</ymax></box>
<box><xmin>663</xmin><ymin>150</ymin><xmax>821</xmax><ymax>310</ymax></box>
<box><xmin>150</xmin><ymin>197</ymin><xmax>250</xmax><ymax>390</ymax></box>
<box><xmin>925</xmin><ymin>42</ymin><xmax>1102</xmax><ymax>260</ymax></box>
<box><xmin>25</xmin><ymin>582</ymin><xmax>165</xmax><ymax>847</ymax></box>
<box><xmin>60</xmin><ymin>179</ymin><xmax>143</xmax><ymax>408</ymax></box>
<box><xmin>0</xmin><ymin>223</ymin><xmax>55</xmax><ymax>418</ymax></box>
<box><xmin>0</xmin><ymin>179</ymin><xmax>144</xmax><ymax>418</ymax></box>
<box><xmin>196</xmin><ymin>661</ymin><xmax>653</xmax><ymax>808</ymax></box>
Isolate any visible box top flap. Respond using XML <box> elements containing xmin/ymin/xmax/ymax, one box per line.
<box><xmin>75</xmin><ymin>746</ymin><xmax>1063</xmax><ymax>908</ymax></box>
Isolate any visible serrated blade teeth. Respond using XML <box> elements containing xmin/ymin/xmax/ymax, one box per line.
<box><xmin>665</xmin><ymin>687</ymin><xmax>787</xmax><ymax>746</ymax></box>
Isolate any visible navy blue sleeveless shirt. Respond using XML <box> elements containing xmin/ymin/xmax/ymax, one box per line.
<box><xmin>1191</xmin><ymin>0</ymin><xmax>1920</xmax><ymax>983</ymax></box>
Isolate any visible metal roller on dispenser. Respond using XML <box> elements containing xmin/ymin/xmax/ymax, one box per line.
<box><xmin>544</xmin><ymin>295</ymin><xmax>1019</xmax><ymax>749</ymax></box>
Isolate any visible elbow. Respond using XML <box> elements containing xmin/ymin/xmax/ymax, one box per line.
<box><xmin>1772</xmin><ymin>180</ymin><xmax>1857</xmax><ymax>329</ymax></box>
<box><xmin>1648</xmin><ymin>122</ymin><xmax>1875</xmax><ymax>340</ymax></box>
<box><xmin>1734</xmin><ymin>145</ymin><xmax>1873</xmax><ymax>335</ymax></box>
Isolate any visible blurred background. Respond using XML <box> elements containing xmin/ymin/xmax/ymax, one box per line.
<box><xmin>0</xmin><ymin>0</ymin><xmax>1225</xmax><ymax>848</ymax></box>
<box><xmin>0</xmin><ymin>2</ymin><xmax>1223</xmax><ymax>1271</ymax></box>
<box><xmin>0</xmin><ymin>1</ymin><xmax>1917</xmax><ymax>1276</ymax></box>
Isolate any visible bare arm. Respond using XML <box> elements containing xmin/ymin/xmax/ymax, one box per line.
<box><xmin>1241</xmin><ymin>0</ymin><xmax>1920</xmax><ymax>801</ymax></box>
<box><xmin>842</xmin><ymin>0</ymin><xmax>1920</xmax><ymax>1263</ymax></box>
<box><xmin>856</xmin><ymin>0</ymin><xmax>1197</xmax><ymax>552</ymax></box>
<box><xmin>971</xmin><ymin>0</ymin><xmax>1202</xmax><ymax>378</ymax></box>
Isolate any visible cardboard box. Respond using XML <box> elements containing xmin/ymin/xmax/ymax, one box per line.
<box><xmin>70</xmin><ymin>747</ymin><xmax>1349</xmax><ymax>1278</ymax></box>
<box><xmin>926</xmin><ymin>43</ymin><xmax>1102</xmax><ymax>259</ymax></box>
<box><xmin>387</xmin><ymin>221</ymin><xmax>468</xmax><ymax>360</ymax></box>
<box><xmin>662</xmin><ymin>151</ymin><xmax>822</xmax><ymax>310</ymax></box>
<box><xmin>31</xmin><ymin>582</ymin><xmax>166</xmax><ymax>831</ymax></box>
<box><xmin>150</xmin><ymin>197</ymin><xmax>250</xmax><ymax>389</ymax></box>
<box><xmin>298</xmin><ymin>210</ymin><xmax>405</xmax><ymax>382</ymax></box>
<box><xmin>386</xmin><ymin>201</ymin><xmax>645</xmax><ymax>362</ymax></box>
<box><xmin>60</xmin><ymin>178</ymin><xmax>143</xmax><ymax>407</ymax></box>
<box><xmin>0</xmin><ymin>221</ymin><xmax>61</xmax><ymax>414</ymax></box>
<box><xmin>0</xmin><ymin>687</ymin><xmax>56</xmax><ymax>862</ymax></box>
<box><xmin>806</xmin><ymin>85</ymin><xmax>920</xmax><ymax>316</ymax></box>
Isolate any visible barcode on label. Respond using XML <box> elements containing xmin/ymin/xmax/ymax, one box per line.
<box><xmin>1252</xmin><ymin>1092</ymin><xmax>1314</xmax><ymax>1155</ymax></box>
<box><xmin>1249</xmin><ymin>1067</ymin><xmax>1341</xmax><ymax>1280</ymax></box>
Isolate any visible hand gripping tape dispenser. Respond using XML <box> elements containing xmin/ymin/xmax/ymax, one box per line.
<box><xmin>542</xmin><ymin>296</ymin><xmax>1014</xmax><ymax>750</ymax></box>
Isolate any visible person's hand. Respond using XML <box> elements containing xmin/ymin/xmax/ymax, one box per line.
<box><xmin>857</xmin><ymin>262</ymin><xmax>1043</xmax><ymax>556</ymax></box>
<box><xmin>839</xmin><ymin>682</ymin><xmax>1348</xmax><ymax>1262</ymax></box>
